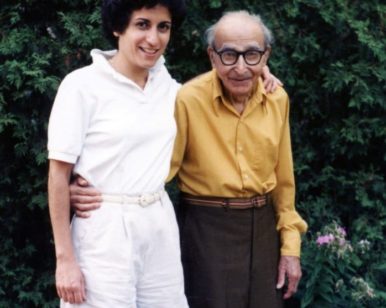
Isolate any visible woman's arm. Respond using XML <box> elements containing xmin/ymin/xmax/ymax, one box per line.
<box><xmin>48</xmin><ymin>159</ymin><xmax>86</xmax><ymax>304</ymax></box>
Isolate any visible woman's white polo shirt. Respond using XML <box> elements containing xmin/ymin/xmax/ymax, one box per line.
<box><xmin>48</xmin><ymin>49</ymin><xmax>181</xmax><ymax>194</ymax></box>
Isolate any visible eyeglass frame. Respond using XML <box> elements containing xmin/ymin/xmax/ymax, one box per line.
<box><xmin>211</xmin><ymin>46</ymin><xmax>267</xmax><ymax>66</ymax></box>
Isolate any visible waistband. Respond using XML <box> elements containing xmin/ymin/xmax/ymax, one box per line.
<box><xmin>181</xmin><ymin>192</ymin><xmax>271</xmax><ymax>210</ymax></box>
<box><xmin>102</xmin><ymin>190</ymin><xmax>164</xmax><ymax>207</ymax></box>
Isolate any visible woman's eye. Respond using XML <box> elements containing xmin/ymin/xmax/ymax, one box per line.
<box><xmin>136</xmin><ymin>21</ymin><xmax>149</xmax><ymax>30</ymax></box>
<box><xmin>158</xmin><ymin>22</ymin><xmax>171</xmax><ymax>32</ymax></box>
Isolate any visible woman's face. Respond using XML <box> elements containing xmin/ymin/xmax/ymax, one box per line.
<box><xmin>115</xmin><ymin>5</ymin><xmax>172</xmax><ymax>72</ymax></box>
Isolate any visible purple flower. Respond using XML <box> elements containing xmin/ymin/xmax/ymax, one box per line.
<box><xmin>339</xmin><ymin>239</ymin><xmax>346</xmax><ymax>246</ymax></box>
<box><xmin>337</xmin><ymin>227</ymin><xmax>347</xmax><ymax>236</ymax></box>
<box><xmin>316</xmin><ymin>234</ymin><xmax>335</xmax><ymax>246</ymax></box>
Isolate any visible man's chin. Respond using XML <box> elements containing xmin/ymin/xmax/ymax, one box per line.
<box><xmin>227</xmin><ymin>80</ymin><xmax>253</xmax><ymax>90</ymax></box>
<box><xmin>226</xmin><ymin>87</ymin><xmax>253</xmax><ymax>98</ymax></box>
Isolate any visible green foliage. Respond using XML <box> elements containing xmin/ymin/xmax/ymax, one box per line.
<box><xmin>0</xmin><ymin>0</ymin><xmax>104</xmax><ymax>306</ymax></box>
<box><xmin>300</xmin><ymin>222</ymin><xmax>380</xmax><ymax>307</ymax></box>
<box><xmin>0</xmin><ymin>0</ymin><xmax>385</xmax><ymax>306</ymax></box>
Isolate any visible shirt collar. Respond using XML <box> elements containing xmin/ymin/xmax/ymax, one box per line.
<box><xmin>90</xmin><ymin>49</ymin><xmax>165</xmax><ymax>86</ymax></box>
<box><xmin>211</xmin><ymin>69</ymin><xmax>267</xmax><ymax>116</ymax></box>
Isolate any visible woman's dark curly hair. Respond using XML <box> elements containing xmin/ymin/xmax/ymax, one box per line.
<box><xmin>102</xmin><ymin>0</ymin><xmax>186</xmax><ymax>48</ymax></box>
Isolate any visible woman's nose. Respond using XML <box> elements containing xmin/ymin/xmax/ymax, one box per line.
<box><xmin>146</xmin><ymin>28</ymin><xmax>159</xmax><ymax>46</ymax></box>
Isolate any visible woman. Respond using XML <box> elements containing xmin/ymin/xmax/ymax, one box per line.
<box><xmin>48</xmin><ymin>1</ymin><xmax>188</xmax><ymax>307</ymax></box>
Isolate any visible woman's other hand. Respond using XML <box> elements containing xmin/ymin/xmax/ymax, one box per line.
<box><xmin>56</xmin><ymin>258</ymin><xmax>86</xmax><ymax>304</ymax></box>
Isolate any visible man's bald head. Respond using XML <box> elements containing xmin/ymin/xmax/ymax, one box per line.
<box><xmin>205</xmin><ymin>11</ymin><xmax>273</xmax><ymax>50</ymax></box>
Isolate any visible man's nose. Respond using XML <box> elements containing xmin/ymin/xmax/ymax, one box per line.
<box><xmin>234</xmin><ymin>54</ymin><xmax>247</xmax><ymax>71</ymax></box>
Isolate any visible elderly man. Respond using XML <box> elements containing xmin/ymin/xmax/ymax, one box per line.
<box><xmin>167</xmin><ymin>11</ymin><xmax>307</xmax><ymax>308</ymax></box>
<box><xmin>70</xmin><ymin>10</ymin><xmax>307</xmax><ymax>308</ymax></box>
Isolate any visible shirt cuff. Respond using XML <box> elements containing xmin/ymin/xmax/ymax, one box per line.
<box><xmin>48</xmin><ymin>151</ymin><xmax>78</xmax><ymax>164</ymax></box>
<box><xmin>280</xmin><ymin>229</ymin><xmax>302</xmax><ymax>256</ymax></box>
<box><xmin>276</xmin><ymin>211</ymin><xmax>308</xmax><ymax>257</ymax></box>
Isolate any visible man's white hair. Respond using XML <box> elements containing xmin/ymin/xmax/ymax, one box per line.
<box><xmin>205</xmin><ymin>11</ymin><xmax>273</xmax><ymax>49</ymax></box>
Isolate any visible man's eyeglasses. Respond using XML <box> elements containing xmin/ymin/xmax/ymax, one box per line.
<box><xmin>212</xmin><ymin>47</ymin><xmax>266</xmax><ymax>66</ymax></box>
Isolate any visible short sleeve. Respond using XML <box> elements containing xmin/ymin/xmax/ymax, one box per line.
<box><xmin>47</xmin><ymin>73</ymin><xmax>91</xmax><ymax>164</ymax></box>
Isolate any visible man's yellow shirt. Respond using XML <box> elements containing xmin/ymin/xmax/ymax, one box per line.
<box><xmin>168</xmin><ymin>69</ymin><xmax>307</xmax><ymax>256</ymax></box>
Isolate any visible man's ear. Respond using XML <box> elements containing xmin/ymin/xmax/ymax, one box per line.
<box><xmin>261</xmin><ymin>46</ymin><xmax>272</xmax><ymax>66</ymax></box>
<box><xmin>207</xmin><ymin>46</ymin><xmax>216</xmax><ymax>68</ymax></box>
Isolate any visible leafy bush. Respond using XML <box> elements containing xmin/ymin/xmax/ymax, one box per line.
<box><xmin>300</xmin><ymin>221</ymin><xmax>383</xmax><ymax>307</ymax></box>
<box><xmin>0</xmin><ymin>0</ymin><xmax>384</xmax><ymax>306</ymax></box>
